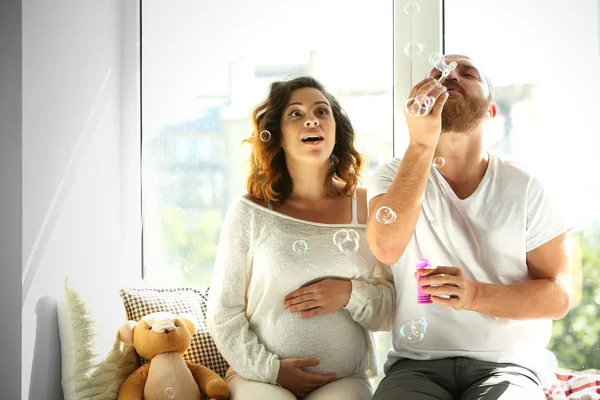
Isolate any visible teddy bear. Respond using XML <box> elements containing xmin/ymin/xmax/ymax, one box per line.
<box><xmin>117</xmin><ymin>311</ymin><xmax>229</xmax><ymax>400</ymax></box>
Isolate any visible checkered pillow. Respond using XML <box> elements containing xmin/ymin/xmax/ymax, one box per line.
<box><xmin>119</xmin><ymin>287</ymin><xmax>229</xmax><ymax>378</ymax></box>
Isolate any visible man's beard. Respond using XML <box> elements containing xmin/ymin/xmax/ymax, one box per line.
<box><xmin>441</xmin><ymin>92</ymin><xmax>490</xmax><ymax>134</ymax></box>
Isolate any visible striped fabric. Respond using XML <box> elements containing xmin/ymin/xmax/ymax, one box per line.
<box><xmin>544</xmin><ymin>368</ymin><xmax>600</xmax><ymax>399</ymax></box>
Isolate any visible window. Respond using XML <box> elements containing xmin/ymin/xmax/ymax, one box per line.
<box><xmin>140</xmin><ymin>0</ymin><xmax>395</xmax><ymax>384</ymax></box>
<box><xmin>141</xmin><ymin>0</ymin><xmax>600</xmax><ymax>387</ymax></box>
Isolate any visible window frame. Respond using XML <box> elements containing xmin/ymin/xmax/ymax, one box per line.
<box><xmin>121</xmin><ymin>0</ymin><xmax>143</xmax><ymax>279</ymax></box>
<box><xmin>393</xmin><ymin>0</ymin><xmax>443</xmax><ymax>156</ymax></box>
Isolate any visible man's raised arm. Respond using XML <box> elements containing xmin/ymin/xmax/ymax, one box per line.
<box><xmin>366</xmin><ymin>77</ymin><xmax>448</xmax><ymax>264</ymax></box>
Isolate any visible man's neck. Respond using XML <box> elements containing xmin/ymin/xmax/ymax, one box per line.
<box><xmin>435</xmin><ymin>131</ymin><xmax>489</xmax><ymax>199</ymax></box>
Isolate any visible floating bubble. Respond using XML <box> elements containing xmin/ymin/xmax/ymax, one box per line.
<box><xmin>429</xmin><ymin>52</ymin><xmax>445</xmax><ymax>71</ymax></box>
<box><xmin>338</xmin><ymin>240</ymin><xmax>359</xmax><ymax>254</ymax></box>
<box><xmin>333</xmin><ymin>229</ymin><xmax>360</xmax><ymax>255</ymax></box>
<box><xmin>405</xmin><ymin>95</ymin><xmax>435</xmax><ymax>117</ymax></box>
<box><xmin>164</xmin><ymin>387</ymin><xmax>176</xmax><ymax>398</ymax></box>
<box><xmin>333</xmin><ymin>229</ymin><xmax>359</xmax><ymax>245</ymax></box>
<box><xmin>375</xmin><ymin>206</ymin><xmax>397</xmax><ymax>225</ymax></box>
<box><xmin>259</xmin><ymin>130</ymin><xmax>272</xmax><ymax>142</ymax></box>
<box><xmin>404</xmin><ymin>2</ymin><xmax>420</xmax><ymax>15</ymax></box>
<box><xmin>400</xmin><ymin>316</ymin><xmax>428</xmax><ymax>344</ymax></box>
<box><xmin>429</xmin><ymin>51</ymin><xmax>446</xmax><ymax>72</ymax></box>
<box><xmin>422</xmin><ymin>95</ymin><xmax>435</xmax><ymax>109</ymax></box>
<box><xmin>292</xmin><ymin>240</ymin><xmax>308</xmax><ymax>254</ymax></box>
<box><xmin>403</xmin><ymin>41</ymin><xmax>425</xmax><ymax>58</ymax></box>
<box><xmin>432</xmin><ymin>156</ymin><xmax>445</xmax><ymax>168</ymax></box>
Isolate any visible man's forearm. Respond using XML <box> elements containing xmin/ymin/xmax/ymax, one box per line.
<box><xmin>470</xmin><ymin>278</ymin><xmax>571</xmax><ymax>320</ymax></box>
<box><xmin>367</xmin><ymin>144</ymin><xmax>435</xmax><ymax>265</ymax></box>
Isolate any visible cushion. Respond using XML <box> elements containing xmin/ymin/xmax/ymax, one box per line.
<box><xmin>57</xmin><ymin>278</ymin><xmax>139</xmax><ymax>400</ymax></box>
<box><xmin>119</xmin><ymin>287</ymin><xmax>229</xmax><ymax>378</ymax></box>
<box><xmin>544</xmin><ymin>368</ymin><xmax>600</xmax><ymax>399</ymax></box>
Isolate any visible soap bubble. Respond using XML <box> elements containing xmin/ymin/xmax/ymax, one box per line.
<box><xmin>414</xmin><ymin>95</ymin><xmax>435</xmax><ymax>111</ymax></box>
<box><xmin>164</xmin><ymin>387</ymin><xmax>176</xmax><ymax>398</ymax></box>
<box><xmin>333</xmin><ymin>229</ymin><xmax>360</xmax><ymax>254</ymax></box>
<box><xmin>259</xmin><ymin>130</ymin><xmax>272</xmax><ymax>142</ymax></box>
<box><xmin>338</xmin><ymin>240</ymin><xmax>359</xmax><ymax>255</ymax></box>
<box><xmin>403</xmin><ymin>41</ymin><xmax>425</xmax><ymax>57</ymax></box>
<box><xmin>404</xmin><ymin>2</ymin><xmax>420</xmax><ymax>15</ymax></box>
<box><xmin>433</xmin><ymin>156</ymin><xmax>445</xmax><ymax>168</ymax></box>
<box><xmin>333</xmin><ymin>229</ymin><xmax>359</xmax><ymax>246</ymax></box>
<box><xmin>375</xmin><ymin>206</ymin><xmax>397</xmax><ymax>224</ymax></box>
<box><xmin>292</xmin><ymin>240</ymin><xmax>308</xmax><ymax>254</ymax></box>
<box><xmin>405</xmin><ymin>95</ymin><xmax>435</xmax><ymax>117</ymax></box>
<box><xmin>429</xmin><ymin>52</ymin><xmax>446</xmax><ymax>71</ymax></box>
<box><xmin>400</xmin><ymin>316</ymin><xmax>428</xmax><ymax>344</ymax></box>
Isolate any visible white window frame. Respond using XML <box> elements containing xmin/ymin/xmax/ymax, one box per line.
<box><xmin>121</xmin><ymin>0</ymin><xmax>143</xmax><ymax>280</ymax></box>
<box><xmin>393</xmin><ymin>0</ymin><xmax>443</xmax><ymax>156</ymax></box>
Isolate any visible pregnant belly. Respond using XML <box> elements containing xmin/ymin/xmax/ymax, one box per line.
<box><xmin>252</xmin><ymin>310</ymin><xmax>368</xmax><ymax>378</ymax></box>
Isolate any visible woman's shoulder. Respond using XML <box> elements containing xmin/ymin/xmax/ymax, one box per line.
<box><xmin>222</xmin><ymin>195</ymin><xmax>271</xmax><ymax>229</ymax></box>
<box><xmin>224</xmin><ymin>194</ymin><xmax>266</xmax><ymax>219</ymax></box>
<box><xmin>230</xmin><ymin>194</ymin><xmax>273</xmax><ymax>218</ymax></box>
<box><xmin>242</xmin><ymin>193</ymin><xmax>268</xmax><ymax>208</ymax></box>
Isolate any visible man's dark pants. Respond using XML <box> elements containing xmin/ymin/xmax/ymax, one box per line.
<box><xmin>372</xmin><ymin>357</ymin><xmax>545</xmax><ymax>400</ymax></box>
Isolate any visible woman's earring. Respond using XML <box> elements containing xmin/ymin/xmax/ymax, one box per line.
<box><xmin>259</xmin><ymin>130</ymin><xmax>272</xmax><ymax>142</ymax></box>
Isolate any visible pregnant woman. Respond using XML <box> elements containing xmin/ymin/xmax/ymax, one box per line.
<box><xmin>207</xmin><ymin>76</ymin><xmax>395</xmax><ymax>400</ymax></box>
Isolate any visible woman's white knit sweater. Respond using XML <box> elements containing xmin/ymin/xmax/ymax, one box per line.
<box><xmin>207</xmin><ymin>197</ymin><xmax>395</xmax><ymax>384</ymax></box>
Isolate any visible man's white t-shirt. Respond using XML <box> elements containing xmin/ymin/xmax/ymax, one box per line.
<box><xmin>367</xmin><ymin>153</ymin><xmax>571</xmax><ymax>384</ymax></box>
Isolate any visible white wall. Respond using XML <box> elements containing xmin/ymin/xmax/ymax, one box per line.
<box><xmin>21</xmin><ymin>1</ymin><xmax>141</xmax><ymax>398</ymax></box>
<box><xmin>0</xmin><ymin>1</ymin><xmax>22</xmax><ymax>398</ymax></box>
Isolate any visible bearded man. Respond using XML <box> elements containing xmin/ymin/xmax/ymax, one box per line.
<box><xmin>366</xmin><ymin>55</ymin><xmax>571</xmax><ymax>400</ymax></box>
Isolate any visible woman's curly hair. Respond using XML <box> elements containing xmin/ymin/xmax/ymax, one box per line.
<box><xmin>245</xmin><ymin>76</ymin><xmax>364</xmax><ymax>203</ymax></box>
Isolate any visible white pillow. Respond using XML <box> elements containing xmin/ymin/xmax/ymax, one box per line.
<box><xmin>57</xmin><ymin>278</ymin><xmax>138</xmax><ymax>400</ymax></box>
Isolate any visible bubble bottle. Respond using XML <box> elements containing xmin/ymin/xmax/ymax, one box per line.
<box><xmin>416</xmin><ymin>258</ymin><xmax>433</xmax><ymax>304</ymax></box>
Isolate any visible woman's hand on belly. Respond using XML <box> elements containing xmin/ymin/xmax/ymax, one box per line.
<box><xmin>283</xmin><ymin>279</ymin><xmax>352</xmax><ymax>318</ymax></box>
<box><xmin>277</xmin><ymin>358</ymin><xmax>337</xmax><ymax>398</ymax></box>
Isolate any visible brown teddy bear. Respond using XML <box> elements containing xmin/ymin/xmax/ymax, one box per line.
<box><xmin>117</xmin><ymin>311</ymin><xmax>229</xmax><ymax>400</ymax></box>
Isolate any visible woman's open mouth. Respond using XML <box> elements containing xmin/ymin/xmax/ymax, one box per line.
<box><xmin>301</xmin><ymin>135</ymin><xmax>324</xmax><ymax>145</ymax></box>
